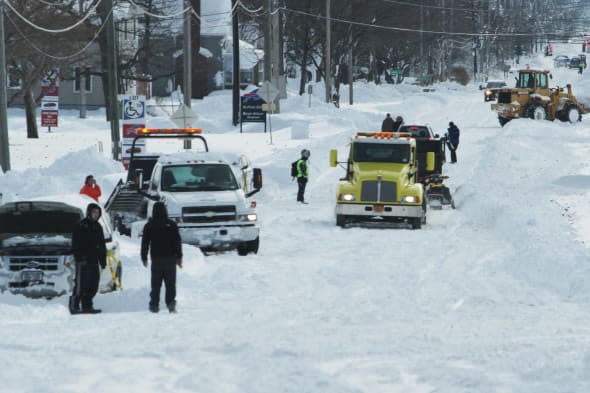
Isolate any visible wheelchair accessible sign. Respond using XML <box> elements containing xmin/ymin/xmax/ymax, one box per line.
<box><xmin>121</xmin><ymin>95</ymin><xmax>146</xmax><ymax>168</ymax></box>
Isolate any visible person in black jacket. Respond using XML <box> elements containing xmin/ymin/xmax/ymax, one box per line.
<box><xmin>381</xmin><ymin>113</ymin><xmax>395</xmax><ymax>131</ymax></box>
<box><xmin>70</xmin><ymin>203</ymin><xmax>107</xmax><ymax>314</ymax></box>
<box><xmin>446</xmin><ymin>121</ymin><xmax>460</xmax><ymax>163</ymax></box>
<box><xmin>141</xmin><ymin>202</ymin><xmax>183</xmax><ymax>313</ymax></box>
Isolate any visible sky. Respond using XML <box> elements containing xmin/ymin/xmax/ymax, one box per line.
<box><xmin>1</xmin><ymin>42</ymin><xmax>590</xmax><ymax>393</ymax></box>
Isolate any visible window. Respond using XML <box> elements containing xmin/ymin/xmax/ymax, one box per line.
<box><xmin>353</xmin><ymin>143</ymin><xmax>410</xmax><ymax>164</ymax></box>
<box><xmin>7</xmin><ymin>66</ymin><xmax>21</xmax><ymax>90</ymax></box>
<box><xmin>536</xmin><ymin>73</ymin><xmax>548</xmax><ymax>89</ymax></box>
<box><xmin>73</xmin><ymin>67</ymin><xmax>92</xmax><ymax>93</ymax></box>
<box><xmin>161</xmin><ymin>164</ymin><xmax>239</xmax><ymax>192</ymax></box>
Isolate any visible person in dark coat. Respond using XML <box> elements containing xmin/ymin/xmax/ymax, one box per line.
<box><xmin>381</xmin><ymin>113</ymin><xmax>395</xmax><ymax>131</ymax></box>
<box><xmin>141</xmin><ymin>202</ymin><xmax>183</xmax><ymax>313</ymax></box>
<box><xmin>392</xmin><ymin>115</ymin><xmax>404</xmax><ymax>132</ymax></box>
<box><xmin>446</xmin><ymin>121</ymin><xmax>460</xmax><ymax>163</ymax></box>
<box><xmin>70</xmin><ymin>203</ymin><xmax>107</xmax><ymax>314</ymax></box>
<box><xmin>296</xmin><ymin>149</ymin><xmax>310</xmax><ymax>204</ymax></box>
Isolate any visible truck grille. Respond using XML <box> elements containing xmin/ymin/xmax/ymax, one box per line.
<box><xmin>497</xmin><ymin>91</ymin><xmax>512</xmax><ymax>104</ymax></box>
<box><xmin>361</xmin><ymin>181</ymin><xmax>397</xmax><ymax>202</ymax></box>
<box><xmin>182</xmin><ymin>205</ymin><xmax>237</xmax><ymax>223</ymax></box>
<box><xmin>9</xmin><ymin>257</ymin><xmax>60</xmax><ymax>271</ymax></box>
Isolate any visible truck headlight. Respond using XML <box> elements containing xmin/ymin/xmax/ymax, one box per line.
<box><xmin>338</xmin><ymin>193</ymin><xmax>356</xmax><ymax>201</ymax></box>
<box><xmin>240</xmin><ymin>213</ymin><xmax>257</xmax><ymax>222</ymax></box>
<box><xmin>402</xmin><ymin>196</ymin><xmax>419</xmax><ymax>203</ymax></box>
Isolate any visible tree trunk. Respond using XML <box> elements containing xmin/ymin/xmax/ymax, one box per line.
<box><xmin>299</xmin><ymin>47</ymin><xmax>308</xmax><ymax>96</ymax></box>
<box><xmin>24</xmin><ymin>89</ymin><xmax>38</xmax><ymax>138</ymax></box>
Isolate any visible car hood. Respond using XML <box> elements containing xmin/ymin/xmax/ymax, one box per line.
<box><xmin>161</xmin><ymin>190</ymin><xmax>246</xmax><ymax>213</ymax></box>
<box><xmin>0</xmin><ymin>234</ymin><xmax>72</xmax><ymax>255</ymax></box>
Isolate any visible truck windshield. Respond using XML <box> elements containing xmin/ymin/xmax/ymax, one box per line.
<box><xmin>161</xmin><ymin>164</ymin><xmax>239</xmax><ymax>192</ymax></box>
<box><xmin>353</xmin><ymin>143</ymin><xmax>410</xmax><ymax>163</ymax></box>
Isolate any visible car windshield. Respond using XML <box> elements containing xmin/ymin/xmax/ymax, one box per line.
<box><xmin>398</xmin><ymin>125</ymin><xmax>431</xmax><ymax>139</ymax></box>
<box><xmin>161</xmin><ymin>164</ymin><xmax>239</xmax><ymax>192</ymax></box>
<box><xmin>353</xmin><ymin>142</ymin><xmax>410</xmax><ymax>163</ymax></box>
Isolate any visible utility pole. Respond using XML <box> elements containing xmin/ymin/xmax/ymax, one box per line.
<box><xmin>232</xmin><ymin>0</ymin><xmax>240</xmax><ymax>126</ymax></box>
<box><xmin>271</xmin><ymin>0</ymin><xmax>281</xmax><ymax>113</ymax></box>
<box><xmin>348</xmin><ymin>0</ymin><xmax>353</xmax><ymax>106</ymax></box>
<box><xmin>0</xmin><ymin>0</ymin><xmax>10</xmax><ymax>172</ymax></box>
<box><xmin>325</xmin><ymin>0</ymin><xmax>331</xmax><ymax>103</ymax></box>
<box><xmin>104</xmin><ymin>0</ymin><xmax>120</xmax><ymax>161</ymax></box>
<box><xmin>183</xmin><ymin>1</ymin><xmax>192</xmax><ymax>148</ymax></box>
<box><xmin>264</xmin><ymin>0</ymin><xmax>272</xmax><ymax>82</ymax></box>
<box><xmin>79</xmin><ymin>0</ymin><xmax>86</xmax><ymax>119</ymax></box>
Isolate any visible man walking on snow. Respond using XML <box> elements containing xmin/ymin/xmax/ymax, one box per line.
<box><xmin>446</xmin><ymin>121</ymin><xmax>460</xmax><ymax>164</ymax></box>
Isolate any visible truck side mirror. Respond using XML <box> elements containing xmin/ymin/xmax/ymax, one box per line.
<box><xmin>134</xmin><ymin>169</ymin><xmax>144</xmax><ymax>191</ymax></box>
<box><xmin>252</xmin><ymin>168</ymin><xmax>263</xmax><ymax>189</ymax></box>
<box><xmin>426</xmin><ymin>152</ymin><xmax>435</xmax><ymax>171</ymax></box>
<box><xmin>329</xmin><ymin>149</ymin><xmax>338</xmax><ymax>167</ymax></box>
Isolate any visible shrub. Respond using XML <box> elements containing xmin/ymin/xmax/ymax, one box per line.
<box><xmin>448</xmin><ymin>67</ymin><xmax>470</xmax><ymax>85</ymax></box>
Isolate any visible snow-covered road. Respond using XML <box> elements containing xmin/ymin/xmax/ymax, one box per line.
<box><xmin>2</xmin><ymin>72</ymin><xmax>590</xmax><ymax>392</ymax></box>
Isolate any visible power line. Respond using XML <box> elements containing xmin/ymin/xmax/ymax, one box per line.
<box><xmin>126</xmin><ymin>0</ymin><xmax>192</xmax><ymax>20</ymax></box>
<box><xmin>5</xmin><ymin>6</ymin><xmax>112</xmax><ymax>61</ymax></box>
<box><xmin>4</xmin><ymin>0</ymin><xmax>103</xmax><ymax>34</ymax></box>
<box><xmin>280</xmin><ymin>6</ymin><xmax>585</xmax><ymax>39</ymax></box>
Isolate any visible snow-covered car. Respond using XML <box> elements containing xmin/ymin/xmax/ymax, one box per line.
<box><xmin>553</xmin><ymin>55</ymin><xmax>570</xmax><ymax>68</ymax></box>
<box><xmin>480</xmin><ymin>80</ymin><xmax>507</xmax><ymax>101</ymax></box>
<box><xmin>0</xmin><ymin>195</ymin><xmax>122</xmax><ymax>298</ymax></box>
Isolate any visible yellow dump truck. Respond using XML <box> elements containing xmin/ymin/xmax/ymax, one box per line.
<box><xmin>329</xmin><ymin>132</ymin><xmax>434</xmax><ymax>229</ymax></box>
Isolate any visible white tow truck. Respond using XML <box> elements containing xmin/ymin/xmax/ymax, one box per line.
<box><xmin>105</xmin><ymin>128</ymin><xmax>262</xmax><ymax>255</ymax></box>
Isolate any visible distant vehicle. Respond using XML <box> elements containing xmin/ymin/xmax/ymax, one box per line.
<box><xmin>569</xmin><ymin>56</ymin><xmax>582</xmax><ymax>69</ymax></box>
<box><xmin>553</xmin><ymin>55</ymin><xmax>570</xmax><ymax>68</ymax></box>
<box><xmin>479</xmin><ymin>80</ymin><xmax>507</xmax><ymax>101</ymax></box>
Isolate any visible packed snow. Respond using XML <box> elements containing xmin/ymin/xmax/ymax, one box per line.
<box><xmin>2</xmin><ymin>44</ymin><xmax>590</xmax><ymax>392</ymax></box>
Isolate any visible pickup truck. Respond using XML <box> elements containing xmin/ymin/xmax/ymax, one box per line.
<box><xmin>105</xmin><ymin>128</ymin><xmax>262</xmax><ymax>255</ymax></box>
<box><xmin>0</xmin><ymin>195</ymin><xmax>122</xmax><ymax>297</ymax></box>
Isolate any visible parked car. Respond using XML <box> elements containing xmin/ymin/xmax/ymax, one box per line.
<box><xmin>480</xmin><ymin>80</ymin><xmax>507</xmax><ymax>101</ymax></box>
<box><xmin>569</xmin><ymin>56</ymin><xmax>582</xmax><ymax>69</ymax></box>
<box><xmin>553</xmin><ymin>55</ymin><xmax>570</xmax><ymax>68</ymax></box>
<box><xmin>0</xmin><ymin>194</ymin><xmax>122</xmax><ymax>298</ymax></box>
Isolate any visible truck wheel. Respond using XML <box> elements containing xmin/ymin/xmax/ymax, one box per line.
<box><xmin>498</xmin><ymin>116</ymin><xmax>510</xmax><ymax>127</ymax></box>
<box><xmin>336</xmin><ymin>214</ymin><xmax>348</xmax><ymax>227</ymax></box>
<box><xmin>237</xmin><ymin>237</ymin><xmax>259</xmax><ymax>256</ymax></box>
<box><xmin>410</xmin><ymin>217</ymin><xmax>422</xmax><ymax>229</ymax></box>
<box><xmin>566</xmin><ymin>105</ymin><xmax>582</xmax><ymax>123</ymax></box>
<box><xmin>528</xmin><ymin>105</ymin><xmax>546</xmax><ymax>120</ymax></box>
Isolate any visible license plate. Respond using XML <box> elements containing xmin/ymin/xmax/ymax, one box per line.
<box><xmin>21</xmin><ymin>270</ymin><xmax>43</xmax><ymax>282</ymax></box>
<box><xmin>373</xmin><ymin>204</ymin><xmax>384</xmax><ymax>212</ymax></box>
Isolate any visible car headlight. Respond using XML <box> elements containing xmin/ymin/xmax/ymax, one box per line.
<box><xmin>239</xmin><ymin>213</ymin><xmax>257</xmax><ymax>222</ymax></box>
<box><xmin>338</xmin><ymin>193</ymin><xmax>356</xmax><ymax>201</ymax></box>
<box><xmin>169</xmin><ymin>216</ymin><xmax>182</xmax><ymax>223</ymax></box>
<box><xmin>485</xmin><ymin>90</ymin><xmax>492</xmax><ymax>96</ymax></box>
<box><xmin>402</xmin><ymin>196</ymin><xmax>419</xmax><ymax>203</ymax></box>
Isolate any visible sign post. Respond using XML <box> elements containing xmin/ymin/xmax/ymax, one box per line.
<box><xmin>40</xmin><ymin>72</ymin><xmax>59</xmax><ymax>132</ymax></box>
<box><xmin>257</xmin><ymin>82</ymin><xmax>280</xmax><ymax>144</ymax></box>
<box><xmin>240</xmin><ymin>91</ymin><xmax>266</xmax><ymax>133</ymax></box>
<box><xmin>121</xmin><ymin>95</ymin><xmax>146</xmax><ymax>169</ymax></box>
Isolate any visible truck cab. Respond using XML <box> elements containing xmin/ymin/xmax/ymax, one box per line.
<box><xmin>330</xmin><ymin>132</ymin><xmax>434</xmax><ymax>229</ymax></box>
<box><xmin>141</xmin><ymin>152</ymin><xmax>261</xmax><ymax>255</ymax></box>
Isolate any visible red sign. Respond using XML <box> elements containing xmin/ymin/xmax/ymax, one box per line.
<box><xmin>41</xmin><ymin>85</ymin><xmax>59</xmax><ymax>96</ymax></box>
<box><xmin>41</xmin><ymin>111</ymin><xmax>58</xmax><ymax>127</ymax></box>
<box><xmin>123</xmin><ymin>123</ymin><xmax>143</xmax><ymax>138</ymax></box>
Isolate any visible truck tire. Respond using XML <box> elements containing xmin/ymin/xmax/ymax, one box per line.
<box><xmin>336</xmin><ymin>214</ymin><xmax>348</xmax><ymax>227</ymax></box>
<box><xmin>110</xmin><ymin>265</ymin><xmax>122</xmax><ymax>291</ymax></box>
<box><xmin>410</xmin><ymin>217</ymin><xmax>422</xmax><ymax>229</ymax></box>
<box><xmin>528</xmin><ymin>105</ymin><xmax>546</xmax><ymax>120</ymax></box>
<box><xmin>237</xmin><ymin>237</ymin><xmax>259</xmax><ymax>256</ymax></box>
<box><xmin>566</xmin><ymin>105</ymin><xmax>582</xmax><ymax>123</ymax></box>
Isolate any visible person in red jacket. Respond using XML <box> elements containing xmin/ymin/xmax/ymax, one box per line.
<box><xmin>80</xmin><ymin>175</ymin><xmax>102</xmax><ymax>202</ymax></box>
